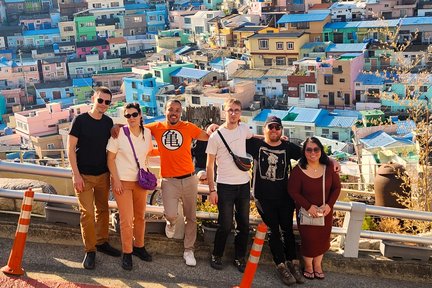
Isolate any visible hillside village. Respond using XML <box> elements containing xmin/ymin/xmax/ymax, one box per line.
<box><xmin>0</xmin><ymin>0</ymin><xmax>430</xmax><ymax>184</ymax></box>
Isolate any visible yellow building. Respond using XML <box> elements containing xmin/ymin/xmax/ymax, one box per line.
<box><xmin>246</xmin><ymin>31</ymin><xmax>310</xmax><ymax>68</ymax></box>
<box><xmin>277</xmin><ymin>12</ymin><xmax>331</xmax><ymax>42</ymax></box>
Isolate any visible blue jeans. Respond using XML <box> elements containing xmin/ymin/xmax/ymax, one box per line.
<box><xmin>213</xmin><ymin>182</ymin><xmax>250</xmax><ymax>259</ymax></box>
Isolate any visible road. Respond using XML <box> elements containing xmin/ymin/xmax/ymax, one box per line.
<box><xmin>0</xmin><ymin>237</ymin><xmax>431</xmax><ymax>288</ymax></box>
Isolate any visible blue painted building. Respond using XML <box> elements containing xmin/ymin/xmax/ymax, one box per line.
<box><xmin>146</xmin><ymin>4</ymin><xmax>168</xmax><ymax>34</ymax></box>
<box><xmin>123</xmin><ymin>76</ymin><xmax>160</xmax><ymax>116</ymax></box>
<box><xmin>22</xmin><ymin>28</ymin><xmax>61</xmax><ymax>48</ymax></box>
<box><xmin>34</xmin><ymin>80</ymin><xmax>74</xmax><ymax>106</ymax></box>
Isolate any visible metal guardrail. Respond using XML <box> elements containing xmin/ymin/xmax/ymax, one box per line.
<box><xmin>0</xmin><ymin>160</ymin><xmax>431</xmax><ymax>258</ymax></box>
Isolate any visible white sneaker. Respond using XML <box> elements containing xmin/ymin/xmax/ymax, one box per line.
<box><xmin>183</xmin><ymin>250</ymin><xmax>196</xmax><ymax>267</ymax></box>
<box><xmin>165</xmin><ymin>222</ymin><xmax>175</xmax><ymax>239</ymax></box>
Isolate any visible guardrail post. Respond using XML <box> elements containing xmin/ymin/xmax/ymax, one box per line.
<box><xmin>341</xmin><ymin>202</ymin><xmax>366</xmax><ymax>258</ymax></box>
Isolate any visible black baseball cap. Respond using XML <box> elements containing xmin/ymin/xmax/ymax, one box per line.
<box><xmin>264</xmin><ymin>116</ymin><xmax>282</xmax><ymax>127</ymax></box>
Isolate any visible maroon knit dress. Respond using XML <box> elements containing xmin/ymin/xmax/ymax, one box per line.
<box><xmin>288</xmin><ymin>163</ymin><xmax>341</xmax><ymax>257</ymax></box>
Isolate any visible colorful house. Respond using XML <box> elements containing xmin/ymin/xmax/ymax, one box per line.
<box><xmin>316</xmin><ymin>53</ymin><xmax>365</xmax><ymax>109</ymax></box>
<box><xmin>277</xmin><ymin>12</ymin><xmax>332</xmax><ymax>42</ymax></box>
<box><xmin>19</xmin><ymin>14</ymin><xmax>52</xmax><ymax>30</ymax></box>
<box><xmin>75</xmin><ymin>15</ymin><xmax>97</xmax><ymax>42</ymax></box>
<box><xmin>75</xmin><ymin>39</ymin><xmax>110</xmax><ymax>59</ymax></box>
<box><xmin>151</xmin><ymin>62</ymin><xmax>195</xmax><ymax>83</ymax></box>
<box><xmin>123</xmin><ymin>76</ymin><xmax>159</xmax><ymax>116</ymax></box>
<box><xmin>0</xmin><ymin>58</ymin><xmax>40</xmax><ymax>90</ymax></box>
<box><xmin>146</xmin><ymin>5</ymin><xmax>168</xmax><ymax>34</ymax></box>
<box><xmin>106</xmin><ymin>37</ymin><xmax>127</xmax><ymax>56</ymax></box>
<box><xmin>22</xmin><ymin>28</ymin><xmax>61</xmax><ymax>48</ymax></box>
<box><xmin>72</xmin><ymin>78</ymin><xmax>93</xmax><ymax>103</ymax></box>
<box><xmin>246</xmin><ymin>31</ymin><xmax>310</xmax><ymax>68</ymax></box>
<box><xmin>34</xmin><ymin>80</ymin><xmax>74</xmax><ymax>104</ymax></box>
<box><xmin>156</xmin><ymin>29</ymin><xmax>191</xmax><ymax>51</ymax></box>
<box><xmin>68</xmin><ymin>54</ymin><xmax>123</xmax><ymax>78</ymax></box>
<box><xmin>39</xmin><ymin>57</ymin><xmax>68</xmax><ymax>82</ymax></box>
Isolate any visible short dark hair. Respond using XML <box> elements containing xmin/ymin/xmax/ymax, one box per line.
<box><xmin>298</xmin><ymin>137</ymin><xmax>330</xmax><ymax>169</ymax></box>
<box><xmin>165</xmin><ymin>99</ymin><xmax>182</xmax><ymax>110</ymax></box>
<box><xmin>94</xmin><ymin>86</ymin><xmax>112</xmax><ymax>99</ymax></box>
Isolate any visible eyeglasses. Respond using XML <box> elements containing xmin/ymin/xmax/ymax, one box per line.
<box><xmin>124</xmin><ymin>112</ymin><xmax>139</xmax><ymax>119</ymax></box>
<box><xmin>226</xmin><ymin>109</ymin><xmax>241</xmax><ymax>115</ymax></box>
<box><xmin>97</xmin><ymin>98</ymin><xmax>111</xmax><ymax>105</ymax></box>
<box><xmin>267</xmin><ymin>124</ymin><xmax>281</xmax><ymax>131</ymax></box>
<box><xmin>305</xmin><ymin>147</ymin><xmax>321</xmax><ymax>153</ymax></box>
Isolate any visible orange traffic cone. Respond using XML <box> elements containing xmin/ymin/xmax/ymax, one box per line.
<box><xmin>237</xmin><ymin>222</ymin><xmax>268</xmax><ymax>288</ymax></box>
<box><xmin>1</xmin><ymin>188</ymin><xmax>34</xmax><ymax>276</ymax></box>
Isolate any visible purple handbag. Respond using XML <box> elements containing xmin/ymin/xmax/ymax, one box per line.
<box><xmin>123</xmin><ymin>126</ymin><xmax>157</xmax><ymax>190</ymax></box>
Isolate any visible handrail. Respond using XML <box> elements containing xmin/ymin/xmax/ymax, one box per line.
<box><xmin>1</xmin><ymin>160</ymin><xmax>432</xmax><ymax>258</ymax></box>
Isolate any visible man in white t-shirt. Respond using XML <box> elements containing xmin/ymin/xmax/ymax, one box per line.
<box><xmin>206</xmin><ymin>98</ymin><xmax>253</xmax><ymax>273</ymax></box>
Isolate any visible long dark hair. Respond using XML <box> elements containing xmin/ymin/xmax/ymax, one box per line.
<box><xmin>298</xmin><ymin>137</ymin><xmax>330</xmax><ymax>169</ymax></box>
<box><xmin>124</xmin><ymin>102</ymin><xmax>144</xmax><ymax>139</ymax></box>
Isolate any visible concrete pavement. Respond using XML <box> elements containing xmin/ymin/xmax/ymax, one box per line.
<box><xmin>0</xmin><ymin>212</ymin><xmax>431</xmax><ymax>288</ymax></box>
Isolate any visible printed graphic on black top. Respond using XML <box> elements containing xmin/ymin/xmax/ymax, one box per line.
<box><xmin>258</xmin><ymin>147</ymin><xmax>287</xmax><ymax>182</ymax></box>
<box><xmin>162</xmin><ymin>130</ymin><xmax>183</xmax><ymax>150</ymax></box>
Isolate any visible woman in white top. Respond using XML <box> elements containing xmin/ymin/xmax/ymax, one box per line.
<box><xmin>107</xmin><ymin>102</ymin><xmax>153</xmax><ymax>271</ymax></box>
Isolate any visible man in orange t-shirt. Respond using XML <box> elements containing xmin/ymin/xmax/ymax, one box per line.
<box><xmin>146</xmin><ymin>99</ymin><xmax>209</xmax><ymax>267</ymax></box>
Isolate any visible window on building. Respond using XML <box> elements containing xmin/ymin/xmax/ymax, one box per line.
<box><xmin>258</xmin><ymin>39</ymin><xmax>269</xmax><ymax>49</ymax></box>
<box><xmin>276</xmin><ymin>57</ymin><xmax>286</xmax><ymax>65</ymax></box>
<box><xmin>133</xmin><ymin>17</ymin><xmax>141</xmax><ymax>23</ymax></box>
<box><xmin>305</xmin><ymin>84</ymin><xmax>316</xmax><ymax>93</ymax></box>
<box><xmin>324</xmin><ymin>75</ymin><xmax>333</xmax><ymax>84</ymax></box>
<box><xmin>276</xmin><ymin>42</ymin><xmax>283</xmax><ymax>50</ymax></box>
<box><xmin>154</xmin><ymin>70</ymin><xmax>161</xmax><ymax>77</ymax></box>
<box><xmin>44</xmin><ymin>66</ymin><xmax>50</xmax><ymax>71</ymax></box>
<box><xmin>7</xmin><ymin>98</ymin><xmax>15</xmax><ymax>103</ymax></box>
<box><xmin>257</xmin><ymin>80</ymin><xmax>262</xmax><ymax>84</ymax></box>
<box><xmin>305</xmin><ymin>126</ymin><xmax>311</xmax><ymax>131</ymax></box>
<box><xmin>305</xmin><ymin>132</ymin><xmax>314</xmax><ymax>137</ymax></box>
<box><xmin>111</xmin><ymin>2</ymin><xmax>119</xmax><ymax>7</ymax></box>
<box><xmin>56</xmin><ymin>63</ymin><xmax>62</xmax><ymax>68</ymax></box>
<box><xmin>64</xmin><ymin>26</ymin><xmax>73</xmax><ymax>32</ymax></box>
<box><xmin>93</xmin><ymin>3</ymin><xmax>101</xmax><ymax>8</ymax></box>
<box><xmin>142</xmin><ymin>94</ymin><xmax>150</xmax><ymax>102</ymax></box>
<box><xmin>288</xmin><ymin>58</ymin><xmax>296</xmax><ymax>65</ymax></box>
<box><xmin>263</xmin><ymin>58</ymin><xmax>272</xmax><ymax>66</ymax></box>
<box><xmin>286</xmin><ymin>42</ymin><xmax>294</xmax><ymax>50</ymax></box>
<box><xmin>112</xmin><ymin>80</ymin><xmax>121</xmax><ymax>86</ymax></box>
<box><xmin>133</xmin><ymin>92</ymin><xmax>138</xmax><ymax>100</ymax></box>
<box><xmin>149</xmin><ymin>16</ymin><xmax>156</xmax><ymax>21</ymax></box>
<box><xmin>184</xmin><ymin>18</ymin><xmax>191</xmax><ymax>24</ymax></box>
<box><xmin>192</xmin><ymin>96</ymin><xmax>200</xmax><ymax>104</ymax></box>
<box><xmin>276</xmin><ymin>79</ymin><xmax>281</xmax><ymax>83</ymax></box>
<box><xmin>420</xmin><ymin>86</ymin><xmax>428</xmax><ymax>92</ymax></box>
<box><xmin>340</xmin><ymin>78</ymin><xmax>345</xmax><ymax>82</ymax></box>
<box><xmin>322</xmin><ymin>128</ymin><xmax>329</xmax><ymax>135</ymax></box>
<box><xmin>30</xmin><ymin>67</ymin><xmax>36</xmax><ymax>72</ymax></box>
<box><xmin>132</xmin><ymin>82</ymin><xmax>137</xmax><ymax>89</ymax></box>
<box><xmin>195</xmin><ymin>26</ymin><xmax>204</xmax><ymax>34</ymax></box>
<box><xmin>332</xmin><ymin>131</ymin><xmax>339</xmax><ymax>140</ymax></box>
<box><xmin>47</xmin><ymin>143</ymin><xmax>55</xmax><ymax>149</ymax></box>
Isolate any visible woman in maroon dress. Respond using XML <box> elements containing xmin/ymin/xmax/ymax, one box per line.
<box><xmin>288</xmin><ymin>137</ymin><xmax>341</xmax><ymax>280</ymax></box>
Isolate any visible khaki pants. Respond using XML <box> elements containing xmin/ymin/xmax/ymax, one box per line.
<box><xmin>76</xmin><ymin>173</ymin><xmax>110</xmax><ymax>252</ymax></box>
<box><xmin>114</xmin><ymin>181</ymin><xmax>148</xmax><ymax>253</ymax></box>
<box><xmin>161</xmin><ymin>175</ymin><xmax>198</xmax><ymax>251</ymax></box>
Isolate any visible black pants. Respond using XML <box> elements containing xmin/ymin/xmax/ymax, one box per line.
<box><xmin>213</xmin><ymin>182</ymin><xmax>250</xmax><ymax>259</ymax></box>
<box><xmin>256</xmin><ymin>198</ymin><xmax>297</xmax><ymax>265</ymax></box>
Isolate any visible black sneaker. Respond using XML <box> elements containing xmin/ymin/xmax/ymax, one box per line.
<box><xmin>133</xmin><ymin>246</ymin><xmax>152</xmax><ymax>262</ymax></box>
<box><xmin>286</xmin><ymin>260</ymin><xmax>305</xmax><ymax>284</ymax></box>
<box><xmin>210</xmin><ymin>255</ymin><xmax>223</xmax><ymax>270</ymax></box>
<box><xmin>96</xmin><ymin>242</ymin><xmax>121</xmax><ymax>257</ymax></box>
<box><xmin>233</xmin><ymin>258</ymin><xmax>246</xmax><ymax>273</ymax></box>
<box><xmin>82</xmin><ymin>252</ymin><xmax>95</xmax><ymax>270</ymax></box>
<box><xmin>276</xmin><ymin>263</ymin><xmax>296</xmax><ymax>286</ymax></box>
<box><xmin>122</xmin><ymin>253</ymin><xmax>133</xmax><ymax>271</ymax></box>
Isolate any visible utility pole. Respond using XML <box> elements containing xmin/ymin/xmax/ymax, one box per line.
<box><xmin>18</xmin><ymin>49</ymin><xmax>29</xmax><ymax>106</ymax></box>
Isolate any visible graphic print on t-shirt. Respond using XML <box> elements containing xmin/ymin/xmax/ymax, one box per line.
<box><xmin>258</xmin><ymin>147</ymin><xmax>286</xmax><ymax>181</ymax></box>
<box><xmin>162</xmin><ymin>130</ymin><xmax>183</xmax><ymax>150</ymax></box>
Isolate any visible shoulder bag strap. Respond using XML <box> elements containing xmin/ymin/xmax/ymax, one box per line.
<box><xmin>322</xmin><ymin>165</ymin><xmax>326</xmax><ymax>206</ymax></box>
<box><xmin>123</xmin><ymin>126</ymin><xmax>141</xmax><ymax>170</ymax></box>
<box><xmin>217</xmin><ymin>130</ymin><xmax>235</xmax><ymax>157</ymax></box>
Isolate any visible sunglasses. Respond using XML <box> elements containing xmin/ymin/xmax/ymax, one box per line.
<box><xmin>226</xmin><ymin>109</ymin><xmax>241</xmax><ymax>115</ymax></box>
<box><xmin>268</xmin><ymin>124</ymin><xmax>281</xmax><ymax>131</ymax></box>
<box><xmin>96</xmin><ymin>98</ymin><xmax>111</xmax><ymax>105</ymax></box>
<box><xmin>305</xmin><ymin>147</ymin><xmax>321</xmax><ymax>153</ymax></box>
<box><xmin>124</xmin><ymin>112</ymin><xmax>139</xmax><ymax>119</ymax></box>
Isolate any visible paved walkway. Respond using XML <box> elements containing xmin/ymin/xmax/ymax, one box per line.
<box><xmin>0</xmin><ymin>212</ymin><xmax>431</xmax><ymax>288</ymax></box>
